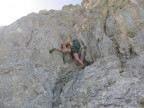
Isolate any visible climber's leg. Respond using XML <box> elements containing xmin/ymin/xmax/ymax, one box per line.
<box><xmin>51</xmin><ymin>48</ymin><xmax>71</xmax><ymax>53</ymax></box>
<box><xmin>73</xmin><ymin>53</ymin><xmax>85</xmax><ymax>69</ymax></box>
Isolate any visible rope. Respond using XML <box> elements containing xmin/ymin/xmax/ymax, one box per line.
<box><xmin>86</xmin><ymin>80</ymin><xmax>89</xmax><ymax>108</ymax></box>
<box><xmin>70</xmin><ymin>65</ymin><xmax>89</xmax><ymax>108</ymax></box>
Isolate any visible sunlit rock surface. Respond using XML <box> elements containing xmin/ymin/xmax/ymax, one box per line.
<box><xmin>0</xmin><ymin>0</ymin><xmax>144</xmax><ymax>108</ymax></box>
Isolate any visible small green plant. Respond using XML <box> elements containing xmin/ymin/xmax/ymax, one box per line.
<box><xmin>119</xmin><ymin>70</ymin><xmax>124</xmax><ymax>73</ymax></box>
<box><xmin>128</xmin><ymin>32</ymin><xmax>135</xmax><ymax>38</ymax></box>
<box><xmin>139</xmin><ymin>99</ymin><xmax>144</xmax><ymax>108</ymax></box>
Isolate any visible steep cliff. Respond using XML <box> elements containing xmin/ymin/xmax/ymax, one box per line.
<box><xmin>0</xmin><ymin>0</ymin><xmax>144</xmax><ymax>108</ymax></box>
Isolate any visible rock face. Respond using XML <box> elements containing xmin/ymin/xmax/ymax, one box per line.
<box><xmin>0</xmin><ymin>0</ymin><xmax>144</xmax><ymax>108</ymax></box>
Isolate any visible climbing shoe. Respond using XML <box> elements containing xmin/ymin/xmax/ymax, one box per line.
<box><xmin>49</xmin><ymin>48</ymin><xmax>56</xmax><ymax>54</ymax></box>
<box><xmin>81</xmin><ymin>64</ymin><xmax>85</xmax><ymax>69</ymax></box>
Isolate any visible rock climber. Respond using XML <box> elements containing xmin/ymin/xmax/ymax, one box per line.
<box><xmin>49</xmin><ymin>39</ymin><xmax>85</xmax><ymax>69</ymax></box>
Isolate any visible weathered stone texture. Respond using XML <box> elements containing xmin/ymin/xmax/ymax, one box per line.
<box><xmin>0</xmin><ymin>0</ymin><xmax>144</xmax><ymax>108</ymax></box>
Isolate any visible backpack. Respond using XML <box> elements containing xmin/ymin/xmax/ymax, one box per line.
<box><xmin>70</xmin><ymin>39</ymin><xmax>81</xmax><ymax>48</ymax></box>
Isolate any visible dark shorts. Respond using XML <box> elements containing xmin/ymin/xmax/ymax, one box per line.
<box><xmin>70</xmin><ymin>46</ymin><xmax>79</xmax><ymax>55</ymax></box>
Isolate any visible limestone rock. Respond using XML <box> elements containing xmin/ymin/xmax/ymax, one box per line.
<box><xmin>0</xmin><ymin>0</ymin><xmax>144</xmax><ymax>108</ymax></box>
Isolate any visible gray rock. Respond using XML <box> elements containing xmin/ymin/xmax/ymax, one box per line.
<box><xmin>0</xmin><ymin>0</ymin><xmax>144</xmax><ymax>108</ymax></box>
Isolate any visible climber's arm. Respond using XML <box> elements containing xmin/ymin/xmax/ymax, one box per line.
<box><xmin>61</xmin><ymin>42</ymin><xmax>70</xmax><ymax>45</ymax></box>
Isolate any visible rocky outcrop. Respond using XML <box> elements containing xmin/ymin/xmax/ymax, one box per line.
<box><xmin>0</xmin><ymin>0</ymin><xmax>144</xmax><ymax>108</ymax></box>
<box><xmin>0</xmin><ymin>26</ymin><xmax>6</xmax><ymax>36</ymax></box>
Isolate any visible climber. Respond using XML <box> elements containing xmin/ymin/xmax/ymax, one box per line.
<box><xmin>49</xmin><ymin>39</ymin><xmax>85</xmax><ymax>69</ymax></box>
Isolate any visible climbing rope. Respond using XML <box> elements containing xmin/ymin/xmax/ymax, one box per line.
<box><xmin>69</xmin><ymin>64</ymin><xmax>89</xmax><ymax>108</ymax></box>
